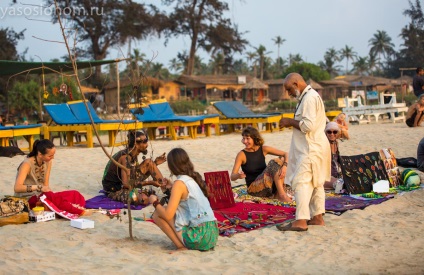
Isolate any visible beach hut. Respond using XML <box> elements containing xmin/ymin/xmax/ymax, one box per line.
<box><xmin>242</xmin><ymin>77</ymin><xmax>269</xmax><ymax>105</ymax></box>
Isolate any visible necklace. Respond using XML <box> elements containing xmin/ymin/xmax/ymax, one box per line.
<box><xmin>35</xmin><ymin>156</ymin><xmax>43</xmax><ymax>167</ymax></box>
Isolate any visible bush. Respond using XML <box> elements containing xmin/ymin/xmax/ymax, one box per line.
<box><xmin>170</xmin><ymin>100</ymin><xmax>206</xmax><ymax>115</ymax></box>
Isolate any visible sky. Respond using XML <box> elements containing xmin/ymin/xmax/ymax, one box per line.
<box><xmin>0</xmin><ymin>0</ymin><xmax>413</xmax><ymax>73</ymax></box>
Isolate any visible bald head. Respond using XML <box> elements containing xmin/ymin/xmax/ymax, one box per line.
<box><xmin>284</xmin><ymin>73</ymin><xmax>307</xmax><ymax>98</ymax></box>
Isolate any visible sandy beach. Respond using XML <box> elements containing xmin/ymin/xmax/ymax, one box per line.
<box><xmin>1</xmin><ymin>121</ymin><xmax>424</xmax><ymax>274</ymax></box>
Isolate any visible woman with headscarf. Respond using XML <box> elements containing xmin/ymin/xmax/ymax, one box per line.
<box><xmin>323</xmin><ymin>122</ymin><xmax>344</xmax><ymax>191</ymax></box>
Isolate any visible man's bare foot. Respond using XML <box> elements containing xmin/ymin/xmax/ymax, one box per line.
<box><xmin>308</xmin><ymin>214</ymin><xmax>325</xmax><ymax>226</ymax></box>
<box><xmin>169</xmin><ymin>247</ymin><xmax>188</xmax><ymax>254</ymax></box>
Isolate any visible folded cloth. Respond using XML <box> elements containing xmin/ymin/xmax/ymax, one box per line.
<box><xmin>85</xmin><ymin>192</ymin><xmax>145</xmax><ymax>210</ymax></box>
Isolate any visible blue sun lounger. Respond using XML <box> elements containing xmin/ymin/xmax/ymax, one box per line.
<box><xmin>0</xmin><ymin>124</ymin><xmax>42</xmax><ymax>151</ymax></box>
<box><xmin>131</xmin><ymin>106</ymin><xmax>201</xmax><ymax>140</ymax></box>
<box><xmin>148</xmin><ymin>102</ymin><xmax>219</xmax><ymax>137</ymax></box>
<box><xmin>211</xmin><ymin>101</ymin><xmax>281</xmax><ymax>134</ymax></box>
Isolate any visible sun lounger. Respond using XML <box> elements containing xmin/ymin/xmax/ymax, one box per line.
<box><xmin>211</xmin><ymin>101</ymin><xmax>281</xmax><ymax>134</ymax></box>
<box><xmin>148</xmin><ymin>102</ymin><xmax>219</xmax><ymax>137</ymax></box>
<box><xmin>131</xmin><ymin>106</ymin><xmax>201</xmax><ymax>140</ymax></box>
<box><xmin>68</xmin><ymin>100</ymin><xmax>141</xmax><ymax>146</ymax></box>
<box><xmin>44</xmin><ymin>103</ymin><xmax>94</xmax><ymax>148</ymax></box>
<box><xmin>1</xmin><ymin>124</ymin><xmax>42</xmax><ymax>151</ymax></box>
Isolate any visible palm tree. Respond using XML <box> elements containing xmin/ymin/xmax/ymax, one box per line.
<box><xmin>253</xmin><ymin>45</ymin><xmax>272</xmax><ymax>80</ymax></box>
<box><xmin>272</xmin><ymin>35</ymin><xmax>286</xmax><ymax>66</ymax></box>
<box><xmin>168</xmin><ymin>58</ymin><xmax>183</xmax><ymax>74</ymax></box>
<box><xmin>352</xmin><ymin>56</ymin><xmax>369</xmax><ymax>75</ymax></box>
<box><xmin>288</xmin><ymin>53</ymin><xmax>303</xmax><ymax>66</ymax></box>
<box><xmin>320</xmin><ymin>47</ymin><xmax>341</xmax><ymax>77</ymax></box>
<box><xmin>339</xmin><ymin>45</ymin><xmax>357</xmax><ymax>75</ymax></box>
<box><xmin>368</xmin><ymin>30</ymin><xmax>395</xmax><ymax>69</ymax></box>
<box><xmin>367</xmin><ymin>53</ymin><xmax>379</xmax><ymax>75</ymax></box>
<box><xmin>245</xmin><ymin>51</ymin><xmax>257</xmax><ymax>75</ymax></box>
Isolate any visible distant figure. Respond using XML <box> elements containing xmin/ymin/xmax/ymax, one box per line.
<box><xmin>334</xmin><ymin>113</ymin><xmax>350</xmax><ymax>140</ymax></box>
<box><xmin>413</xmin><ymin>67</ymin><xmax>424</xmax><ymax>98</ymax></box>
<box><xmin>278</xmin><ymin>73</ymin><xmax>331</xmax><ymax>232</ymax></box>
<box><xmin>383</xmin><ymin>90</ymin><xmax>397</xmax><ymax>119</ymax></box>
<box><xmin>405</xmin><ymin>94</ymin><xmax>424</xmax><ymax>127</ymax></box>
<box><xmin>418</xmin><ymin>137</ymin><xmax>424</xmax><ymax>172</ymax></box>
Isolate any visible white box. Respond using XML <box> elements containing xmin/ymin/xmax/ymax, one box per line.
<box><xmin>70</xmin><ymin>219</ymin><xmax>94</xmax><ymax>229</ymax></box>
<box><xmin>29</xmin><ymin>211</ymin><xmax>56</xmax><ymax>222</ymax></box>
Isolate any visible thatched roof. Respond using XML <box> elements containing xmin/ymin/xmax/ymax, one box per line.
<box><xmin>334</xmin><ymin>75</ymin><xmax>394</xmax><ymax>86</ymax></box>
<box><xmin>80</xmin><ymin>86</ymin><xmax>100</xmax><ymax>94</ymax></box>
<box><xmin>319</xmin><ymin>79</ymin><xmax>350</xmax><ymax>86</ymax></box>
<box><xmin>176</xmin><ymin>74</ymin><xmax>255</xmax><ymax>89</ymax></box>
<box><xmin>243</xmin><ymin>77</ymin><xmax>268</xmax><ymax>89</ymax></box>
<box><xmin>105</xmin><ymin>76</ymin><xmax>164</xmax><ymax>90</ymax></box>
<box><xmin>307</xmin><ymin>79</ymin><xmax>323</xmax><ymax>90</ymax></box>
<box><xmin>264</xmin><ymin>79</ymin><xmax>284</xmax><ymax>85</ymax></box>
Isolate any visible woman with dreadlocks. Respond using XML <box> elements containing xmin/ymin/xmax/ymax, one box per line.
<box><xmin>102</xmin><ymin>130</ymin><xmax>168</xmax><ymax>205</ymax></box>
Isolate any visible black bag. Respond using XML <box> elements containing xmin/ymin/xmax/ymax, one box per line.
<box><xmin>396</xmin><ymin>157</ymin><xmax>418</xmax><ymax>168</ymax></box>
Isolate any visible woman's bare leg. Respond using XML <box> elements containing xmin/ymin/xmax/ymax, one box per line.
<box><xmin>273</xmin><ymin>172</ymin><xmax>292</xmax><ymax>203</ymax></box>
<box><xmin>152</xmin><ymin>211</ymin><xmax>187</xmax><ymax>251</ymax></box>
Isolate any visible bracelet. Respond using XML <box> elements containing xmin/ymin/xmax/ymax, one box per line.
<box><xmin>283</xmin><ymin>162</ymin><xmax>288</xmax><ymax>167</ymax></box>
<box><xmin>152</xmin><ymin>200</ymin><xmax>161</xmax><ymax>208</ymax></box>
<box><xmin>27</xmin><ymin>185</ymin><xmax>32</xmax><ymax>192</ymax></box>
<box><xmin>36</xmin><ymin>185</ymin><xmax>43</xmax><ymax>192</ymax></box>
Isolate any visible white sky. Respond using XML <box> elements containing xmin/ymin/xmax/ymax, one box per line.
<box><xmin>0</xmin><ymin>0</ymin><xmax>412</xmax><ymax>71</ymax></box>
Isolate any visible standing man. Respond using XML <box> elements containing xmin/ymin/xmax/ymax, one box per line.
<box><xmin>277</xmin><ymin>73</ymin><xmax>331</xmax><ymax>231</ymax></box>
<box><xmin>413</xmin><ymin>67</ymin><xmax>424</xmax><ymax>98</ymax></box>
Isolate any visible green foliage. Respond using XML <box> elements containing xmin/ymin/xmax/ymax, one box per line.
<box><xmin>8</xmin><ymin>80</ymin><xmax>40</xmax><ymax>120</ymax></box>
<box><xmin>266</xmin><ymin>100</ymin><xmax>296</xmax><ymax>112</ymax></box>
<box><xmin>44</xmin><ymin>78</ymin><xmax>81</xmax><ymax>104</ymax></box>
<box><xmin>170</xmin><ymin>100</ymin><xmax>206</xmax><ymax>115</ymax></box>
<box><xmin>283</xmin><ymin>63</ymin><xmax>331</xmax><ymax>81</ymax></box>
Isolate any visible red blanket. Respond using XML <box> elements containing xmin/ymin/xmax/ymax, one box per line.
<box><xmin>213</xmin><ymin>202</ymin><xmax>296</xmax><ymax>236</ymax></box>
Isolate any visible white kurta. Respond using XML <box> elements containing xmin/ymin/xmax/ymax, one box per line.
<box><xmin>285</xmin><ymin>85</ymin><xmax>331</xmax><ymax>219</ymax></box>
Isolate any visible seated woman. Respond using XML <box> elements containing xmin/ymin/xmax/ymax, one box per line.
<box><xmin>334</xmin><ymin>112</ymin><xmax>350</xmax><ymax>140</ymax></box>
<box><xmin>406</xmin><ymin>94</ymin><xmax>424</xmax><ymax>127</ymax></box>
<box><xmin>102</xmin><ymin>130</ymin><xmax>168</xmax><ymax>205</ymax></box>
<box><xmin>230</xmin><ymin>126</ymin><xmax>292</xmax><ymax>203</ymax></box>
<box><xmin>14</xmin><ymin>139</ymin><xmax>89</xmax><ymax>216</ymax></box>
<box><xmin>148</xmin><ymin>148</ymin><xmax>218</xmax><ymax>252</ymax></box>
<box><xmin>323</xmin><ymin>122</ymin><xmax>344</xmax><ymax>191</ymax></box>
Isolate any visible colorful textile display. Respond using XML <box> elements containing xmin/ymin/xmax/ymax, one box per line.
<box><xmin>85</xmin><ymin>191</ymin><xmax>145</xmax><ymax>210</ymax></box>
<box><xmin>214</xmin><ymin>202</ymin><xmax>295</xmax><ymax>237</ymax></box>
<box><xmin>380</xmin><ymin>148</ymin><xmax>402</xmax><ymax>187</ymax></box>
<box><xmin>325</xmin><ymin>195</ymin><xmax>393</xmax><ymax>216</ymax></box>
<box><xmin>204</xmin><ymin>171</ymin><xmax>235</xmax><ymax>209</ymax></box>
<box><xmin>232</xmin><ymin>185</ymin><xmax>295</xmax><ymax>207</ymax></box>
<box><xmin>339</xmin><ymin>152</ymin><xmax>388</xmax><ymax>194</ymax></box>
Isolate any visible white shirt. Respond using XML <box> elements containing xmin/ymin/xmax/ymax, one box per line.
<box><xmin>285</xmin><ymin>85</ymin><xmax>331</xmax><ymax>187</ymax></box>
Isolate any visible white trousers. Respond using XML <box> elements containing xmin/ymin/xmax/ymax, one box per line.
<box><xmin>293</xmin><ymin>168</ymin><xmax>325</xmax><ymax>220</ymax></box>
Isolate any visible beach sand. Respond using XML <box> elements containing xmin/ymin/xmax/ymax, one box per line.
<box><xmin>1</xmin><ymin>122</ymin><xmax>424</xmax><ymax>274</ymax></box>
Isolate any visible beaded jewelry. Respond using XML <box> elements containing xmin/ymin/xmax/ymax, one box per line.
<box><xmin>27</xmin><ymin>185</ymin><xmax>32</xmax><ymax>192</ymax></box>
<box><xmin>36</xmin><ymin>185</ymin><xmax>43</xmax><ymax>192</ymax></box>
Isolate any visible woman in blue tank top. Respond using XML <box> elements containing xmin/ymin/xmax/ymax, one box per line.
<box><xmin>230</xmin><ymin>126</ymin><xmax>292</xmax><ymax>203</ymax></box>
<box><xmin>149</xmin><ymin>148</ymin><xmax>218</xmax><ymax>252</ymax></box>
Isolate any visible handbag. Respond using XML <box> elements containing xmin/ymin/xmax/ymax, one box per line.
<box><xmin>0</xmin><ymin>196</ymin><xmax>30</xmax><ymax>226</ymax></box>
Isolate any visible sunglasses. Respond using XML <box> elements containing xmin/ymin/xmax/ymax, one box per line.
<box><xmin>326</xmin><ymin>130</ymin><xmax>338</xmax><ymax>135</ymax></box>
<box><xmin>136</xmin><ymin>138</ymin><xmax>148</xmax><ymax>144</ymax></box>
